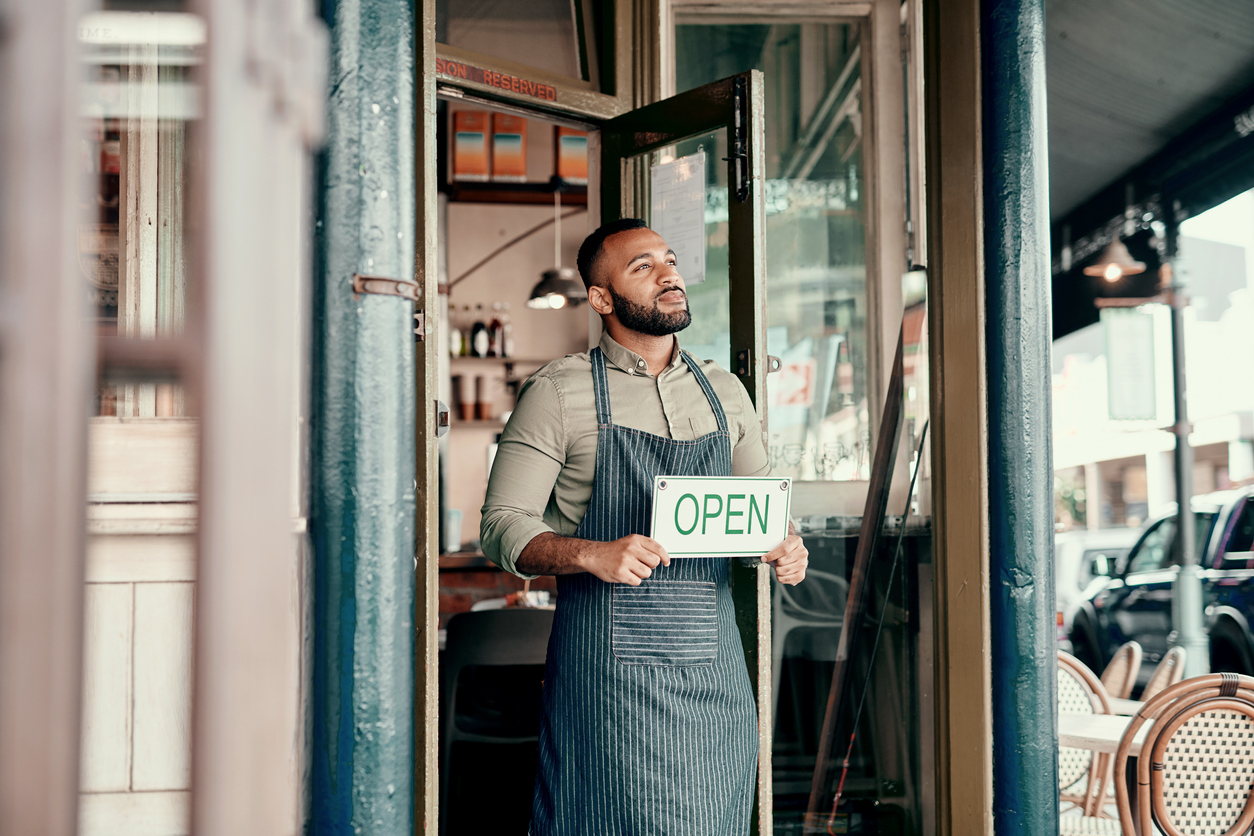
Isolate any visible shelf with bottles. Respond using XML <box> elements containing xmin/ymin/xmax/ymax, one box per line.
<box><xmin>447</xmin><ymin>300</ymin><xmax>519</xmax><ymax>360</ymax></box>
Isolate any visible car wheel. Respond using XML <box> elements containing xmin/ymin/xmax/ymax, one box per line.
<box><xmin>1210</xmin><ymin>621</ymin><xmax>1254</xmax><ymax>676</ymax></box>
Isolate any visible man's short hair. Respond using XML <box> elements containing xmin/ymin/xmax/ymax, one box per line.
<box><xmin>576</xmin><ymin>218</ymin><xmax>649</xmax><ymax>289</ymax></box>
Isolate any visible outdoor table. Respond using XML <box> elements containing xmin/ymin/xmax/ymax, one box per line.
<box><xmin>1109</xmin><ymin>697</ymin><xmax>1143</xmax><ymax>716</ymax></box>
<box><xmin>1058</xmin><ymin>712</ymin><xmax>1153</xmax><ymax>756</ymax></box>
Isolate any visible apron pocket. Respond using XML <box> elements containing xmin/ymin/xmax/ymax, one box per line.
<box><xmin>611</xmin><ymin>579</ymin><xmax>718</xmax><ymax>667</ymax></box>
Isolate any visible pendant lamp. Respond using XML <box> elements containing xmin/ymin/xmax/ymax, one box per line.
<box><xmin>528</xmin><ymin>192</ymin><xmax>588</xmax><ymax>309</ymax></box>
<box><xmin>1083</xmin><ymin>236</ymin><xmax>1145</xmax><ymax>283</ymax></box>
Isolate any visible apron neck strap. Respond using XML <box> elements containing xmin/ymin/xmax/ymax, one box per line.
<box><xmin>590</xmin><ymin>347</ymin><xmax>613</xmax><ymax>426</ymax></box>
<box><xmin>680</xmin><ymin>352</ymin><xmax>731</xmax><ymax>435</ymax></box>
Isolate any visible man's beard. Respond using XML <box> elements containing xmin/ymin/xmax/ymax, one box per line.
<box><xmin>608</xmin><ymin>285</ymin><xmax>692</xmax><ymax>337</ymax></box>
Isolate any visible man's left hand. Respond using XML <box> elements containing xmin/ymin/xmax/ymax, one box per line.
<box><xmin>763</xmin><ymin>533</ymin><xmax>808</xmax><ymax>586</ymax></box>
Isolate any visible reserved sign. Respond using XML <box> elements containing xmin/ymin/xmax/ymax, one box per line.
<box><xmin>649</xmin><ymin>476</ymin><xmax>791</xmax><ymax>558</ymax></box>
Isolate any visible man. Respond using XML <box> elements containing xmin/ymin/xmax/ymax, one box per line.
<box><xmin>481</xmin><ymin>218</ymin><xmax>808</xmax><ymax>835</ymax></box>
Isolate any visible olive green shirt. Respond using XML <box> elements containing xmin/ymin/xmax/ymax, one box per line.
<box><xmin>480</xmin><ymin>331</ymin><xmax>770</xmax><ymax>578</ymax></box>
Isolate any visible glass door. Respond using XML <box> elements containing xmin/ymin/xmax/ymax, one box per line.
<box><xmin>599</xmin><ymin>70</ymin><xmax>773</xmax><ymax>831</ymax></box>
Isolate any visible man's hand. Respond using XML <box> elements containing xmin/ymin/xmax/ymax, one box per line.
<box><xmin>579</xmin><ymin>534</ymin><xmax>671</xmax><ymax>586</ymax></box>
<box><xmin>763</xmin><ymin>533</ymin><xmax>808</xmax><ymax>585</ymax></box>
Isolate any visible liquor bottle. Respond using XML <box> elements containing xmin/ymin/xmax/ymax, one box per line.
<box><xmin>487</xmin><ymin>302</ymin><xmax>504</xmax><ymax>357</ymax></box>
<box><xmin>460</xmin><ymin>305</ymin><xmax>473</xmax><ymax>356</ymax></box>
<box><xmin>448</xmin><ymin>303</ymin><xmax>463</xmax><ymax>357</ymax></box>
<box><xmin>470</xmin><ymin>304</ymin><xmax>490</xmax><ymax>357</ymax></box>
<box><xmin>500</xmin><ymin>302</ymin><xmax>515</xmax><ymax>358</ymax></box>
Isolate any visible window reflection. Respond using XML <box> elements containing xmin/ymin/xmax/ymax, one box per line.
<box><xmin>676</xmin><ymin>23</ymin><xmax>870</xmax><ymax>481</ymax></box>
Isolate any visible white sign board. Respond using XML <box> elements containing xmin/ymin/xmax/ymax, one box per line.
<box><xmin>650</xmin><ymin>476</ymin><xmax>791</xmax><ymax>558</ymax></box>
<box><xmin>1102</xmin><ymin>307</ymin><xmax>1157</xmax><ymax>421</ymax></box>
<box><xmin>650</xmin><ymin>152</ymin><xmax>706</xmax><ymax>285</ymax></box>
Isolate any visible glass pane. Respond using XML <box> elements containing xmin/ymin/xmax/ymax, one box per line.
<box><xmin>619</xmin><ymin>132</ymin><xmax>732</xmax><ymax>368</ymax></box>
<box><xmin>676</xmin><ymin>21</ymin><xmax>928</xmax><ymax>836</ymax></box>
<box><xmin>628</xmin><ymin>130</ymin><xmax>732</xmax><ymax>369</ymax></box>
<box><xmin>678</xmin><ymin>23</ymin><xmax>869</xmax><ymax>482</ymax></box>
<box><xmin>77</xmin><ymin>9</ymin><xmax>202</xmax><ymax>836</ymax></box>
<box><xmin>437</xmin><ymin>0</ymin><xmax>596</xmax><ymax>84</ymax></box>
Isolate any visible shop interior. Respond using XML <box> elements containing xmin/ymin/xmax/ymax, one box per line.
<box><xmin>434</xmin><ymin>100</ymin><xmax>591</xmax><ymax>834</ymax></box>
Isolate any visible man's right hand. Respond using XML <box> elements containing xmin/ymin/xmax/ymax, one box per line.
<box><xmin>579</xmin><ymin>534</ymin><xmax>671</xmax><ymax>586</ymax></box>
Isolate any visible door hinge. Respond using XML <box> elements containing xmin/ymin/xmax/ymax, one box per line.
<box><xmin>735</xmin><ymin>349</ymin><xmax>782</xmax><ymax>377</ymax></box>
<box><xmin>351</xmin><ymin>273</ymin><xmax>425</xmax><ymax>340</ymax></box>
<box><xmin>722</xmin><ymin>76</ymin><xmax>750</xmax><ymax>203</ymax></box>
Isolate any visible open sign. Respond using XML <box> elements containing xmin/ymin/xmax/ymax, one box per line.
<box><xmin>649</xmin><ymin>476</ymin><xmax>791</xmax><ymax>558</ymax></box>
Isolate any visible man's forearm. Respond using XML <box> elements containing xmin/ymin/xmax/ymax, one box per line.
<box><xmin>515</xmin><ymin>531</ymin><xmax>591</xmax><ymax>576</ymax></box>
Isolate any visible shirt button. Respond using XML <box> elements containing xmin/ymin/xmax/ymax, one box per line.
<box><xmin>637</xmin><ymin>360</ymin><xmax>645</xmax><ymax>368</ymax></box>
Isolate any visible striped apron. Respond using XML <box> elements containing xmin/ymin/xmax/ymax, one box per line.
<box><xmin>531</xmin><ymin>347</ymin><xmax>758</xmax><ymax>836</ymax></box>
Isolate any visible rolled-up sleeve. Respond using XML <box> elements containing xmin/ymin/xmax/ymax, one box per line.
<box><xmin>480</xmin><ymin>374</ymin><xmax>566</xmax><ymax>578</ymax></box>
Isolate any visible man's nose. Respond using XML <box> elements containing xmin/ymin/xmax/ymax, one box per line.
<box><xmin>658</xmin><ymin>262</ymin><xmax>684</xmax><ymax>286</ymax></box>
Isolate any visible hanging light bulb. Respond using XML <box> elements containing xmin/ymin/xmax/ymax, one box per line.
<box><xmin>1083</xmin><ymin>236</ymin><xmax>1145</xmax><ymax>283</ymax></box>
<box><xmin>528</xmin><ymin>192</ymin><xmax>588</xmax><ymax>309</ymax></box>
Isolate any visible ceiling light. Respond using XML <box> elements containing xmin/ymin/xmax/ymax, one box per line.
<box><xmin>1083</xmin><ymin>237</ymin><xmax>1145</xmax><ymax>283</ymax></box>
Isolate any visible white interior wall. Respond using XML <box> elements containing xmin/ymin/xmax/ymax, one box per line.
<box><xmin>444</xmin><ymin>200</ymin><xmax>591</xmax><ymax>550</ymax></box>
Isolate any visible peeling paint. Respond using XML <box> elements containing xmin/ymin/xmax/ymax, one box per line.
<box><xmin>981</xmin><ymin>0</ymin><xmax>1059</xmax><ymax>833</ymax></box>
<box><xmin>310</xmin><ymin>0</ymin><xmax>416</xmax><ymax>833</ymax></box>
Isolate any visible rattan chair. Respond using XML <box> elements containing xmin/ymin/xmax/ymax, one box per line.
<box><xmin>1111</xmin><ymin>672</ymin><xmax>1254</xmax><ymax>836</ymax></box>
<box><xmin>1078</xmin><ymin>647</ymin><xmax>1189</xmax><ymax>819</ymax></box>
<box><xmin>1139</xmin><ymin>647</ymin><xmax>1186</xmax><ymax>702</ymax></box>
<box><xmin>1100</xmin><ymin>641</ymin><xmax>1143</xmax><ymax>701</ymax></box>
<box><xmin>1059</xmin><ymin>651</ymin><xmax>1116</xmax><ymax>817</ymax></box>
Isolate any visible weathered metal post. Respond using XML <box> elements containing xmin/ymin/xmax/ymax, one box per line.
<box><xmin>980</xmin><ymin>0</ymin><xmax>1059</xmax><ymax>832</ymax></box>
<box><xmin>310</xmin><ymin>0</ymin><xmax>417</xmax><ymax>831</ymax></box>
<box><xmin>1163</xmin><ymin>216</ymin><xmax>1210</xmax><ymax>677</ymax></box>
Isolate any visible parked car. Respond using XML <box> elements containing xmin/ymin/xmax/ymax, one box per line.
<box><xmin>1069</xmin><ymin>487</ymin><xmax>1254</xmax><ymax>685</ymax></box>
<box><xmin>1054</xmin><ymin>528</ymin><xmax>1140</xmax><ymax>653</ymax></box>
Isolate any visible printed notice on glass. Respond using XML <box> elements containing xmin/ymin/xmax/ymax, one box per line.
<box><xmin>650</xmin><ymin>152</ymin><xmax>706</xmax><ymax>285</ymax></box>
<box><xmin>650</xmin><ymin>476</ymin><xmax>791</xmax><ymax>558</ymax></box>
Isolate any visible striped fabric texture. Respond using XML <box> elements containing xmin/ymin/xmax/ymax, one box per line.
<box><xmin>531</xmin><ymin>347</ymin><xmax>758</xmax><ymax>836</ymax></box>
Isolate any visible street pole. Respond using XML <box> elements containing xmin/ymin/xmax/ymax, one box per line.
<box><xmin>1165</xmin><ymin>216</ymin><xmax>1210</xmax><ymax>677</ymax></box>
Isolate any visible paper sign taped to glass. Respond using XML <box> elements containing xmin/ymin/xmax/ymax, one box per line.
<box><xmin>650</xmin><ymin>475</ymin><xmax>791</xmax><ymax>558</ymax></box>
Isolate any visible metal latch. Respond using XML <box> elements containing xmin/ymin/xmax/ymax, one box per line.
<box><xmin>351</xmin><ymin>273</ymin><xmax>425</xmax><ymax>340</ymax></box>
<box><xmin>435</xmin><ymin>400</ymin><xmax>450</xmax><ymax>438</ymax></box>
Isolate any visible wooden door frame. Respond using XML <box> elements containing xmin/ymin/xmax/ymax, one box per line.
<box><xmin>922</xmin><ymin>0</ymin><xmax>994</xmax><ymax>832</ymax></box>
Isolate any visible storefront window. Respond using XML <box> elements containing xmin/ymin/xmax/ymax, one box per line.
<box><xmin>676</xmin><ymin>19</ymin><xmax>930</xmax><ymax>835</ymax></box>
<box><xmin>436</xmin><ymin>0</ymin><xmax>600</xmax><ymax>85</ymax></box>
<box><xmin>677</xmin><ymin>23</ymin><xmax>870</xmax><ymax>482</ymax></box>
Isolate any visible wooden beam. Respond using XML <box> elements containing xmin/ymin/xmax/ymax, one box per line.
<box><xmin>923</xmin><ymin>0</ymin><xmax>993</xmax><ymax>831</ymax></box>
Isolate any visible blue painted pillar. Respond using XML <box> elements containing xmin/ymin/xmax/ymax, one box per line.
<box><xmin>980</xmin><ymin>0</ymin><xmax>1058</xmax><ymax>832</ymax></box>
<box><xmin>310</xmin><ymin>0</ymin><xmax>416</xmax><ymax>832</ymax></box>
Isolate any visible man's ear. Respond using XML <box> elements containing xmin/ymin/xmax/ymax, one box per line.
<box><xmin>588</xmin><ymin>283</ymin><xmax>613</xmax><ymax>316</ymax></box>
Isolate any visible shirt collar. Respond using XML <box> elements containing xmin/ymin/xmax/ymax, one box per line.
<box><xmin>598</xmin><ymin>331</ymin><xmax>684</xmax><ymax>375</ymax></box>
